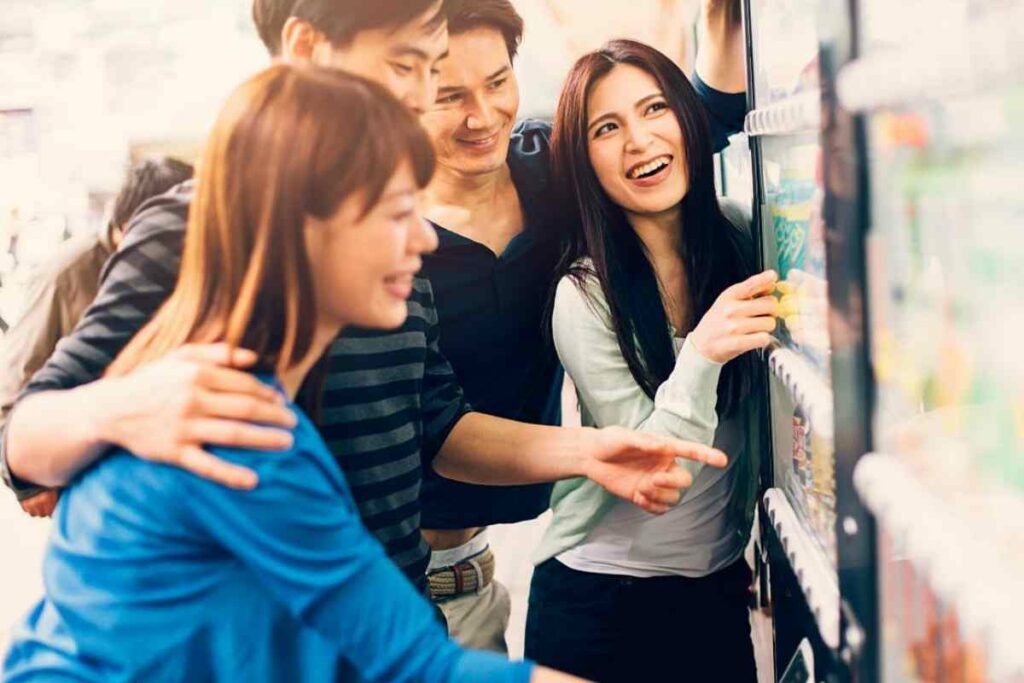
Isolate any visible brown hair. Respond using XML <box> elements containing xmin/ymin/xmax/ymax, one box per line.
<box><xmin>446</xmin><ymin>0</ymin><xmax>523</xmax><ymax>61</ymax></box>
<box><xmin>111</xmin><ymin>157</ymin><xmax>194</xmax><ymax>237</ymax></box>
<box><xmin>253</xmin><ymin>0</ymin><xmax>450</xmax><ymax>56</ymax></box>
<box><xmin>108</xmin><ymin>63</ymin><xmax>435</xmax><ymax>377</ymax></box>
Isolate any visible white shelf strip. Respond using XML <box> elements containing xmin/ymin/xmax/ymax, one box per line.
<box><xmin>763</xmin><ymin>488</ymin><xmax>841</xmax><ymax>649</ymax></box>
<box><xmin>743</xmin><ymin>91</ymin><xmax>821</xmax><ymax>137</ymax></box>
<box><xmin>837</xmin><ymin>4</ymin><xmax>1024</xmax><ymax>113</ymax></box>
<box><xmin>767</xmin><ymin>344</ymin><xmax>834</xmax><ymax>440</ymax></box>
<box><xmin>854</xmin><ymin>453</ymin><xmax>1024</xmax><ymax>679</ymax></box>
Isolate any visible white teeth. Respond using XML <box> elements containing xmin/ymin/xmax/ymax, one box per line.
<box><xmin>628</xmin><ymin>156</ymin><xmax>670</xmax><ymax>180</ymax></box>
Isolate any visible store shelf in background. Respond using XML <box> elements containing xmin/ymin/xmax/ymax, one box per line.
<box><xmin>837</xmin><ymin>2</ymin><xmax>1024</xmax><ymax>113</ymax></box>
<box><xmin>855</xmin><ymin>453</ymin><xmax>1024</xmax><ymax>680</ymax></box>
<box><xmin>763</xmin><ymin>488</ymin><xmax>840</xmax><ymax>650</ymax></box>
<box><xmin>756</xmin><ymin>133</ymin><xmax>832</xmax><ymax>373</ymax></box>
<box><xmin>767</xmin><ymin>344</ymin><xmax>833</xmax><ymax>440</ymax></box>
<box><xmin>747</xmin><ymin>0</ymin><xmax>820</xmax><ymax>109</ymax></box>
<box><xmin>744</xmin><ymin>91</ymin><xmax>821</xmax><ymax>137</ymax></box>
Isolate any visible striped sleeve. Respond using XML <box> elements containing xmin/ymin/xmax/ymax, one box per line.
<box><xmin>0</xmin><ymin>186</ymin><xmax>191</xmax><ymax>496</ymax></box>
<box><xmin>417</xmin><ymin>279</ymin><xmax>471</xmax><ymax>464</ymax></box>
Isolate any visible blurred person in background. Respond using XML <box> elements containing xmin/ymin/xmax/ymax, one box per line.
<box><xmin>417</xmin><ymin>0</ymin><xmax>748</xmax><ymax>652</ymax></box>
<box><xmin>2</xmin><ymin>63</ymin><xmax>588</xmax><ymax>683</ymax></box>
<box><xmin>1</xmin><ymin>0</ymin><xmax>717</xmax><ymax>611</ymax></box>
<box><xmin>0</xmin><ymin>157</ymin><xmax>193</xmax><ymax>517</ymax></box>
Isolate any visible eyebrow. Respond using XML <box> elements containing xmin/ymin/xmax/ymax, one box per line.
<box><xmin>437</xmin><ymin>65</ymin><xmax>511</xmax><ymax>95</ymax></box>
<box><xmin>587</xmin><ymin>92</ymin><xmax>664</xmax><ymax>132</ymax></box>
<box><xmin>390</xmin><ymin>45</ymin><xmax>449</xmax><ymax>63</ymax></box>
<box><xmin>382</xmin><ymin>188</ymin><xmax>416</xmax><ymax>202</ymax></box>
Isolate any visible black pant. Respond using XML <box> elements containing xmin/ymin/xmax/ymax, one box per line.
<box><xmin>525</xmin><ymin>558</ymin><xmax>756</xmax><ymax>683</ymax></box>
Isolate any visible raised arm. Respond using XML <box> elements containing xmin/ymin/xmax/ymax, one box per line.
<box><xmin>695</xmin><ymin>0</ymin><xmax>746</xmax><ymax>94</ymax></box>
<box><xmin>417</xmin><ymin>278</ymin><xmax>724</xmax><ymax>514</ymax></box>
<box><xmin>551</xmin><ymin>276</ymin><xmax>722</xmax><ymax>482</ymax></box>
<box><xmin>2</xmin><ymin>193</ymin><xmax>293</xmax><ymax>495</ymax></box>
<box><xmin>549</xmin><ymin>271</ymin><xmax>777</xmax><ymax>482</ymax></box>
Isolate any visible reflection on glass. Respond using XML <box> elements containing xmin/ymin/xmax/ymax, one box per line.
<box><xmin>762</xmin><ymin>137</ymin><xmax>832</xmax><ymax>373</ymax></box>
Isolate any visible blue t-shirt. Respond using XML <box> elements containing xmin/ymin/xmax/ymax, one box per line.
<box><xmin>2</xmin><ymin>378</ymin><xmax>533</xmax><ymax>683</ymax></box>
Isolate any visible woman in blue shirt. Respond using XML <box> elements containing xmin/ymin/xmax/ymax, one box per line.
<box><xmin>3</xmin><ymin>64</ymin><xmax>579</xmax><ymax>683</ymax></box>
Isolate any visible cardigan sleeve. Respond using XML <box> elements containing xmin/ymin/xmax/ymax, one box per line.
<box><xmin>551</xmin><ymin>273</ymin><xmax>723</xmax><ymax>480</ymax></box>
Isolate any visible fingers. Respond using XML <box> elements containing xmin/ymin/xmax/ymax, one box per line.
<box><xmin>184</xmin><ymin>418</ymin><xmax>294</xmax><ymax>452</ymax></box>
<box><xmin>662</xmin><ymin>439</ymin><xmax>729</xmax><ymax>468</ymax></box>
<box><xmin>735</xmin><ymin>295</ymin><xmax>781</xmax><ymax>318</ymax></box>
<box><xmin>194</xmin><ymin>389</ymin><xmax>297</xmax><ymax>428</ymax></box>
<box><xmin>734</xmin><ymin>316</ymin><xmax>779</xmax><ymax>335</ymax></box>
<box><xmin>734</xmin><ymin>332</ymin><xmax>774</xmax><ymax>355</ymax></box>
<box><xmin>173</xmin><ymin>343</ymin><xmax>259</xmax><ymax>368</ymax></box>
<box><xmin>20</xmin><ymin>490</ymin><xmax>60</xmax><ymax>517</ymax></box>
<box><xmin>633</xmin><ymin>492</ymin><xmax>671</xmax><ymax>515</ymax></box>
<box><xmin>724</xmin><ymin>270</ymin><xmax>777</xmax><ymax>300</ymax></box>
<box><xmin>194</xmin><ymin>365</ymin><xmax>283</xmax><ymax>404</ymax></box>
<box><xmin>635</xmin><ymin>467</ymin><xmax>690</xmax><ymax>512</ymax></box>
<box><xmin>177</xmin><ymin>445</ymin><xmax>259</xmax><ymax>489</ymax></box>
<box><xmin>650</xmin><ymin>468</ymin><xmax>693</xmax><ymax>490</ymax></box>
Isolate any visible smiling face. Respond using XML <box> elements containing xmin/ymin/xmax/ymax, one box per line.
<box><xmin>586</xmin><ymin>63</ymin><xmax>688</xmax><ymax>218</ymax></box>
<box><xmin>419</xmin><ymin>26</ymin><xmax>519</xmax><ymax>177</ymax></box>
<box><xmin>305</xmin><ymin>163</ymin><xmax>438</xmax><ymax>331</ymax></box>
<box><xmin>311</xmin><ymin>1</ymin><xmax>450</xmax><ymax>115</ymax></box>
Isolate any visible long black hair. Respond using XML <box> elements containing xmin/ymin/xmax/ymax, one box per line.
<box><xmin>550</xmin><ymin>39</ymin><xmax>754</xmax><ymax>416</ymax></box>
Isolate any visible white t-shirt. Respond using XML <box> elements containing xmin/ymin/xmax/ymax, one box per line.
<box><xmin>554</xmin><ymin>304</ymin><xmax>748</xmax><ymax>578</ymax></box>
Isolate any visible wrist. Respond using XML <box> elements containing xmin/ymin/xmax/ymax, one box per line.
<box><xmin>80</xmin><ymin>378</ymin><xmax>122</xmax><ymax>450</ymax></box>
<box><xmin>574</xmin><ymin>428</ymin><xmax>602</xmax><ymax>481</ymax></box>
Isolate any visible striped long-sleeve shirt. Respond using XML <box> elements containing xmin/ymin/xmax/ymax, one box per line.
<box><xmin>0</xmin><ymin>181</ymin><xmax>469</xmax><ymax>591</ymax></box>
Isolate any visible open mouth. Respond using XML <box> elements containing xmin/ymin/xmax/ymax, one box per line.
<box><xmin>626</xmin><ymin>155</ymin><xmax>672</xmax><ymax>180</ymax></box>
<box><xmin>384</xmin><ymin>273</ymin><xmax>414</xmax><ymax>299</ymax></box>
<box><xmin>456</xmin><ymin>133</ymin><xmax>499</xmax><ymax>150</ymax></box>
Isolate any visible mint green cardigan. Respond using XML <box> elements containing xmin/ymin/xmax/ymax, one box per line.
<box><xmin>533</xmin><ymin>265</ymin><xmax>759</xmax><ymax>566</ymax></box>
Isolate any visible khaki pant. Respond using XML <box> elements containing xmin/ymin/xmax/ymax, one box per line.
<box><xmin>437</xmin><ymin>579</ymin><xmax>511</xmax><ymax>654</ymax></box>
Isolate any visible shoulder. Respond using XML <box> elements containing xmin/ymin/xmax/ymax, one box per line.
<box><xmin>408</xmin><ymin>274</ymin><xmax>437</xmax><ymax>320</ymax></box>
<box><xmin>509</xmin><ymin>119</ymin><xmax>553</xmax><ymax>187</ymax></box>
<box><xmin>117</xmin><ymin>180</ymin><xmax>193</xmax><ymax>250</ymax></box>
<box><xmin>206</xmin><ymin>405</ymin><xmax>345</xmax><ymax>493</ymax></box>
<box><xmin>553</xmin><ymin>261</ymin><xmax>610</xmax><ymax>327</ymax></box>
<box><xmin>510</xmin><ymin>118</ymin><xmax>552</xmax><ymax>151</ymax></box>
<box><xmin>31</xmin><ymin>235</ymin><xmax>107</xmax><ymax>292</ymax></box>
<box><xmin>719</xmin><ymin>197</ymin><xmax>752</xmax><ymax>232</ymax></box>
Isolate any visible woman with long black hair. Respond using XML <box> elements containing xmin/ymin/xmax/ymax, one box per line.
<box><xmin>524</xmin><ymin>40</ymin><xmax>778</xmax><ymax>682</ymax></box>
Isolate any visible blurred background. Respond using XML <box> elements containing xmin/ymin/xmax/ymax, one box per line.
<box><xmin>0</xmin><ymin>0</ymin><xmax>709</xmax><ymax>329</ymax></box>
<box><xmin>0</xmin><ymin>0</ymin><xmax>715</xmax><ymax>658</ymax></box>
<box><xmin>3</xmin><ymin>1</ymin><xmax>1023</xmax><ymax>680</ymax></box>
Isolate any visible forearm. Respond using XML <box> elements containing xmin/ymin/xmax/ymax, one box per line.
<box><xmin>433</xmin><ymin>413</ymin><xmax>591</xmax><ymax>485</ymax></box>
<box><xmin>5</xmin><ymin>383</ymin><xmax>113</xmax><ymax>488</ymax></box>
<box><xmin>695</xmin><ymin>0</ymin><xmax>746</xmax><ymax>93</ymax></box>
<box><xmin>531</xmin><ymin>667</ymin><xmax>588</xmax><ymax>683</ymax></box>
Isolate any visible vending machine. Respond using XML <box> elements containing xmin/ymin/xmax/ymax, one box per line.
<box><xmin>740</xmin><ymin>0</ymin><xmax>877</xmax><ymax>679</ymax></box>
<box><xmin>739</xmin><ymin>0</ymin><xmax>1024</xmax><ymax>680</ymax></box>
<box><xmin>841</xmin><ymin>1</ymin><xmax>1024</xmax><ymax>680</ymax></box>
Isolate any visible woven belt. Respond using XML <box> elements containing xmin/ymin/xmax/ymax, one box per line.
<box><xmin>427</xmin><ymin>547</ymin><xmax>496</xmax><ymax>601</ymax></box>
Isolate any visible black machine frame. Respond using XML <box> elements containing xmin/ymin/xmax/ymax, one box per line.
<box><xmin>740</xmin><ymin>0</ymin><xmax>879</xmax><ymax>680</ymax></box>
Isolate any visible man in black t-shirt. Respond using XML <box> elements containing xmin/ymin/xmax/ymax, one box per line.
<box><xmin>418</xmin><ymin>0</ymin><xmax>750</xmax><ymax>650</ymax></box>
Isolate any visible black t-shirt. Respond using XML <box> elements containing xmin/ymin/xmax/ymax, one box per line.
<box><xmin>421</xmin><ymin>119</ymin><xmax>562</xmax><ymax>528</ymax></box>
<box><xmin>418</xmin><ymin>77</ymin><xmax>748</xmax><ymax>529</ymax></box>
